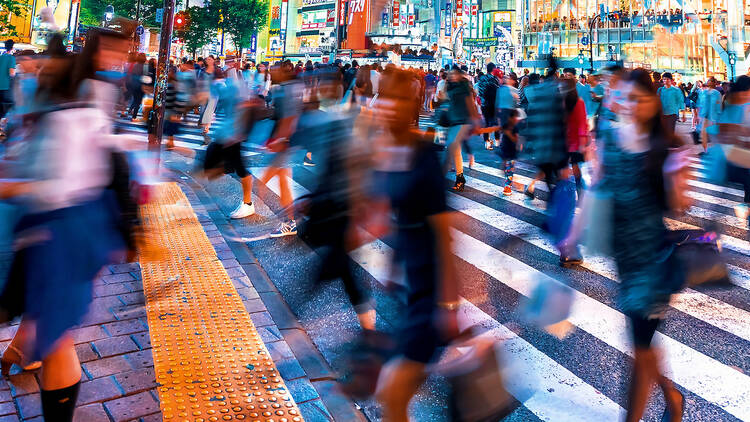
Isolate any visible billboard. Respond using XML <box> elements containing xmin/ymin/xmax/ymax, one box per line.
<box><xmin>344</xmin><ymin>0</ymin><xmax>368</xmax><ymax>49</ymax></box>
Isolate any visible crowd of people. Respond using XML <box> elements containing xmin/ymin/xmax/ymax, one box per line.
<box><xmin>0</xmin><ymin>20</ymin><xmax>748</xmax><ymax>421</ymax></box>
<box><xmin>526</xmin><ymin>7</ymin><xmax>693</xmax><ymax>32</ymax></box>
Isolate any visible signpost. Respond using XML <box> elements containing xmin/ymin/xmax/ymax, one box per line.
<box><xmin>150</xmin><ymin>0</ymin><xmax>176</xmax><ymax>152</ymax></box>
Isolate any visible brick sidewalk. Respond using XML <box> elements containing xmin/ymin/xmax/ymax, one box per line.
<box><xmin>0</xmin><ymin>176</ymin><xmax>363</xmax><ymax>422</ymax></box>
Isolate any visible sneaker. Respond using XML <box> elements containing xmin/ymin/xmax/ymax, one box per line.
<box><xmin>524</xmin><ymin>186</ymin><xmax>535</xmax><ymax>199</ymax></box>
<box><xmin>230</xmin><ymin>203</ymin><xmax>255</xmax><ymax>219</ymax></box>
<box><xmin>485</xmin><ymin>141</ymin><xmax>493</xmax><ymax>150</ymax></box>
<box><xmin>503</xmin><ymin>185</ymin><xmax>512</xmax><ymax>196</ymax></box>
<box><xmin>735</xmin><ymin>204</ymin><xmax>749</xmax><ymax>220</ymax></box>
<box><xmin>303</xmin><ymin>156</ymin><xmax>316</xmax><ymax>167</ymax></box>
<box><xmin>270</xmin><ymin>220</ymin><xmax>297</xmax><ymax>237</ymax></box>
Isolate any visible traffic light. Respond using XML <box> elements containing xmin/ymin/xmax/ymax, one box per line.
<box><xmin>174</xmin><ymin>11</ymin><xmax>189</xmax><ymax>30</ymax></box>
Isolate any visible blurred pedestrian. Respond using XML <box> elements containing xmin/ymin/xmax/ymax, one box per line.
<box><xmin>717</xmin><ymin>75</ymin><xmax>750</xmax><ymax>224</ymax></box>
<box><xmin>445</xmin><ymin>66</ymin><xmax>480</xmax><ymax>191</ymax></box>
<box><xmin>476</xmin><ymin>62</ymin><xmax>500</xmax><ymax>150</ymax></box>
<box><xmin>0</xmin><ymin>51</ymin><xmax>127</xmax><ymax>422</ymax></box>
<box><xmin>597</xmin><ymin>69</ymin><xmax>686</xmax><ymax>422</ymax></box>
<box><xmin>371</xmin><ymin>69</ymin><xmax>459</xmax><ymax>421</ymax></box>
<box><xmin>0</xmin><ymin>40</ymin><xmax>15</xmax><ymax>119</ymax></box>
<box><xmin>657</xmin><ymin>72</ymin><xmax>683</xmax><ymax>134</ymax></box>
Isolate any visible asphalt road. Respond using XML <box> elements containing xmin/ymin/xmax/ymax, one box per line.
<box><xmin>116</xmin><ymin>112</ymin><xmax>750</xmax><ymax>422</ymax></box>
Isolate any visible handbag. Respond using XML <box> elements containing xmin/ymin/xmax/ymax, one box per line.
<box><xmin>440</xmin><ymin>334</ymin><xmax>516</xmax><ymax>422</ymax></box>
<box><xmin>580</xmin><ymin>189</ymin><xmax>614</xmax><ymax>256</ymax></box>
<box><xmin>667</xmin><ymin>230</ymin><xmax>729</xmax><ymax>291</ymax></box>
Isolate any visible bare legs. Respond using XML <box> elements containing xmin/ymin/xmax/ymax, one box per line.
<box><xmin>626</xmin><ymin>347</ymin><xmax>683</xmax><ymax>422</ymax></box>
<box><xmin>376</xmin><ymin>358</ymin><xmax>427</xmax><ymax>422</ymax></box>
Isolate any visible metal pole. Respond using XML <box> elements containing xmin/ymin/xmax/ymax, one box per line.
<box><xmin>150</xmin><ymin>0</ymin><xmax>176</xmax><ymax>152</ymax></box>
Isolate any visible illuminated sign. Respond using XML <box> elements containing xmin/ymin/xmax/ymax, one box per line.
<box><xmin>392</xmin><ymin>1</ymin><xmax>400</xmax><ymax>27</ymax></box>
<box><xmin>463</xmin><ymin>37</ymin><xmax>498</xmax><ymax>47</ymax></box>
<box><xmin>493</xmin><ymin>11</ymin><xmax>512</xmax><ymax>22</ymax></box>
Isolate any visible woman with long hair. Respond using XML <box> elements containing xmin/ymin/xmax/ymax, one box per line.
<box><xmin>598</xmin><ymin>68</ymin><xmax>686</xmax><ymax>422</ymax></box>
<box><xmin>562</xmin><ymin>78</ymin><xmax>589</xmax><ymax>196</ymax></box>
<box><xmin>0</xmin><ymin>51</ymin><xmax>125</xmax><ymax>421</ymax></box>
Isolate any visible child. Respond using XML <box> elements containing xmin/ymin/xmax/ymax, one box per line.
<box><xmin>499</xmin><ymin>109</ymin><xmax>520</xmax><ymax>196</ymax></box>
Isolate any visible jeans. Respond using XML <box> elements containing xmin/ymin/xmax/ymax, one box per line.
<box><xmin>128</xmin><ymin>89</ymin><xmax>145</xmax><ymax>120</ymax></box>
<box><xmin>0</xmin><ymin>89</ymin><xmax>13</xmax><ymax>119</ymax></box>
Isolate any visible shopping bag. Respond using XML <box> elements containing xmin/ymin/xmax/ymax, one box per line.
<box><xmin>580</xmin><ymin>189</ymin><xmax>614</xmax><ymax>256</ymax></box>
<box><xmin>545</xmin><ymin>179</ymin><xmax>577</xmax><ymax>243</ymax></box>
<box><xmin>666</xmin><ymin>230</ymin><xmax>729</xmax><ymax>291</ymax></box>
<box><xmin>440</xmin><ymin>335</ymin><xmax>516</xmax><ymax>422</ymax></box>
<box><xmin>704</xmin><ymin>145</ymin><xmax>727</xmax><ymax>185</ymax></box>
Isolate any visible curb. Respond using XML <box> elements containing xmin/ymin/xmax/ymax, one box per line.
<box><xmin>171</xmin><ymin>167</ymin><xmax>369</xmax><ymax>422</ymax></box>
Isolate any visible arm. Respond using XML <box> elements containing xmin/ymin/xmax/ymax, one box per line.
<box><xmin>429</xmin><ymin>211</ymin><xmax>460</xmax><ymax>338</ymax></box>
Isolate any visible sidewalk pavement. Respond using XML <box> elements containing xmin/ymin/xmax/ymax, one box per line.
<box><xmin>0</xmin><ymin>166</ymin><xmax>365</xmax><ymax>422</ymax></box>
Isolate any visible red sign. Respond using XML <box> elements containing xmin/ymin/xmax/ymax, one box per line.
<box><xmin>455</xmin><ymin>0</ymin><xmax>462</xmax><ymax>16</ymax></box>
<box><xmin>408</xmin><ymin>14</ymin><xmax>414</xmax><ymax>26</ymax></box>
<box><xmin>471</xmin><ymin>4</ymin><xmax>477</xmax><ymax>15</ymax></box>
<box><xmin>392</xmin><ymin>1</ymin><xmax>399</xmax><ymax>27</ymax></box>
<box><xmin>345</xmin><ymin>0</ymin><xmax>368</xmax><ymax>49</ymax></box>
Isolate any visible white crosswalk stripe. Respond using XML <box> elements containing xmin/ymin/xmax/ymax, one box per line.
<box><xmin>150</xmin><ymin>113</ymin><xmax>750</xmax><ymax>421</ymax></box>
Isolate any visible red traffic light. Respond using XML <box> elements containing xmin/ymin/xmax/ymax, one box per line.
<box><xmin>174</xmin><ymin>11</ymin><xmax>189</xmax><ymax>29</ymax></box>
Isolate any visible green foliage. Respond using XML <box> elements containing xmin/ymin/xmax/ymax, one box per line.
<box><xmin>175</xmin><ymin>6</ymin><xmax>217</xmax><ymax>57</ymax></box>
<box><xmin>79</xmin><ymin>0</ymin><xmax>176</xmax><ymax>28</ymax></box>
<box><xmin>0</xmin><ymin>0</ymin><xmax>31</xmax><ymax>37</ymax></box>
<box><xmin>208</xmin><ymin>0</ymin><xmax>268</xmax><ymax>51</ymax></box>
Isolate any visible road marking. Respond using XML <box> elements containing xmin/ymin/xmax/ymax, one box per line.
<box><xmin>349</xmin><ymin>239</ymin><xmax>628</xmax><ymax>422</ymax></box>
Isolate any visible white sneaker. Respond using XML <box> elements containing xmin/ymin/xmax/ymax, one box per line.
<box><xmin>734</xmin><ymin>204</ymin><xmax>749</xmax><ymax>220</ymax></box>
<box><xmin>230</xmin><ymin>203</ymin><xmax>255</xmax><ymax>219</ymax></box>
<box><xmin>270</xmin><ymin>220</ymin><xmax>297</xmax><ymax>237</ymax></box>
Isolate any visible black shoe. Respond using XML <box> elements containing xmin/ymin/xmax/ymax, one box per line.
<box><xmin>524</xmin><ymin>187</ymin><xmax>535</xmax><ymax>199</ymax></box>
<box><xmin>559</xmin><ymin>255</ymin><xmax>584</xmax><ymax>267</ymax></box>
<box><xmin>452</xmin><ymin>173</ymin><xmax>466</xmax><ymax>192</ymax></box>
<box><xmin>303</xmin><ymin>155</ymin><xmax>316</xmax><ymax>167</ymax></box>
<box><xmin>661</xmin><ymin>390</ymin><xmax>685</xmax><ymax>422</ymax></box>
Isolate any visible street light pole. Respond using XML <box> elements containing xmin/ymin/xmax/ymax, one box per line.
<box><xmin>588</xmin><ymin>14</ymin><xmax>600</xmax><ymax>73</ymax></box>
<box><xmin>149</xmin><ymin>0</ymin><xmax>177</xmax><ymax>152</ymax></box>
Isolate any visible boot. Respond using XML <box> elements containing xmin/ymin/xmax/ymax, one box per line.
<box><xmin>452</xmin><ymin>173</ymin><xmax>466</xmax><ymax>192</ymax></box>
<box><xmin>41</xmin><ymin>381</ymin><xmax>81</xmax><ymax>422</ymax></box>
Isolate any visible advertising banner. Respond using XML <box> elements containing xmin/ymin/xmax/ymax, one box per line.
<box><xmin>345</xmin><ymin>0</ymin><xmax>368</xmax><ymax>49</ymax></box>
<box><xmin>463</xmin><ymin>37</ymin><xmax>498</xmax><ymax>47</ymax></box>
<box><xmin>445</xmin><ymin>1</ymin><xmax>451</xmax><ymax>36</ymax></box>
<box><xmin>392</xmin><ymin>1</ymin><xmax>400</xmax><ymax>27</ymax></box>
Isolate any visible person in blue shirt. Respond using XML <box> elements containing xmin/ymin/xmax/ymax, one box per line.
<box><xmin>657</xmin><ymin>72</ymin><xmax>684</xmax><ymax>133</ymax></box>
<box><xmin>577</xmin><ymin>74</ymin><xmax>593</xmax><ymax>117</ymax></box>
<box><xmin>0</xmin><ymin>40</ymin><xmax>16</xmax><ymax>119</ymax></box>
<box><xmin>700</xmin><ymin>77</ymin><xmax>723</xmax><ymax>153</ymax></box>
<box><xmin>717</xmin><ymin>76</ymin><xmax>750</xmax><ymax>221</ymax></box>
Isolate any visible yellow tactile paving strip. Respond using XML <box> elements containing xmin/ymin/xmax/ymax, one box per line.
<box><xmin>138</xmin><ymin>183</ymin><xmax>303</xmax><ymax>422</ymax></box>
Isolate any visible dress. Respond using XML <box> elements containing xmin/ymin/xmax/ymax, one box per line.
<box><xmin>598</xmin><ymin>121</ymin><xmax>672</xmax><ymax>322</ymax></box>
<box><xmin>372</xmin><ymin>143</ymin><xmax>447</xmax><ymax>363</ymax></box>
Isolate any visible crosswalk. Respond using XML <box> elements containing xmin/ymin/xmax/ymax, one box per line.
<box><xmin>116</xmin><ymin>114</ymin><xmax>750</xmax><ymax>421</ymax></box>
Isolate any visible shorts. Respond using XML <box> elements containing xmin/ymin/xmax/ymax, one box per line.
<box><xmin>204</xmin><ymin>142</ymin><xmax>249</xmax><ymax>178</ymax></box>
<box><xmin>164</xmin><ymin>120</ymin><xmax>180</xmax><ymax>137</ymax></box>
<box><xmin>498</xmin><ymin>108</ymin><xmax>514</xmax><ymax>129</ymax></box>
<box><xmin>569</xmin><ymin>151</ymin><xmax>585</xmax><ymax>164</ymax></box>
<box><xmin>499</xmin><ymin>140</ymin><xmax>518</xmax><ymax>160</ymax></box>
<box><xmin>629</xmin><ymin>314</ymin><xmax>660</xmax><ymax>348</ymax></box>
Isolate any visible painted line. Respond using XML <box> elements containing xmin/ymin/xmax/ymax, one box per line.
<box><xmin>451</xmin><ymin>229</ymin><xmax>750</xmax><ymax>421</ymax></box>
<box><xmin>448</xmin><ymin>192</ymin><xmax>750</xmax><ymax>342</ymax></box>
<box><xmin>349</xmin><ymin>239</ymin><xmax>628</xmax><ymax>422</ymax></box>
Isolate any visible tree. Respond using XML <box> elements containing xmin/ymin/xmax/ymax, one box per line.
<box><xmin>0</xmin><ymin>0</ymin><xmax>31</xmax><ymax>38</ymax></box>
<box><xmin>208</xmin><ymin>0</ymin><xmax>268</xmax><ymax>52</ymax></box>
<box><xmin>79</xmin><ymin>0</ymin><xmax>168</xmax><ymax>28</ymax></box>
<box><xmin>175</xmin><ymin>6</ymin><xmax>217</xmax><ymax>58</ymax></box>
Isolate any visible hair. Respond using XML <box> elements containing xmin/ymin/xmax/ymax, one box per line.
<box><xmin>45</xmin><ymin>33</ymin><xmax>67</xmax><ymax>58</ymax></box>
<box><xmin>36</xmin><ymin>55</ymin><xmax>77</xmax><ymax>103</ymax></box>
<box><xmin>563</xmin><ymin>67</ymin><xmax>576</xmax><ymax>75</ymax></box>
<box><xmin>730</xmin><ymin>75</ymin><xmax>750</xmax><ymax>93</ymax></box>
<box><xmin>662</xmin><ymin>72</ymin><xmax>673</xmax><ymax>80</ymax></box>
<box><xmin>4</xmin><ymin>39</ymin><xmax>13</xmax><ymax>51</ymax></box>
<box><xmin>528</xmin><ymin>73</ymin><xmax>540</xmax><ymax>85</ymax></box>
<box><xmin>486</xmin><ymin>62</ymin><xmax>496</xmax><ymax>73</ymax></box>
<box><xmin>72</xmin><ymin>28</ymin><xmax>127</xmax><ymax>92</ymax></box>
